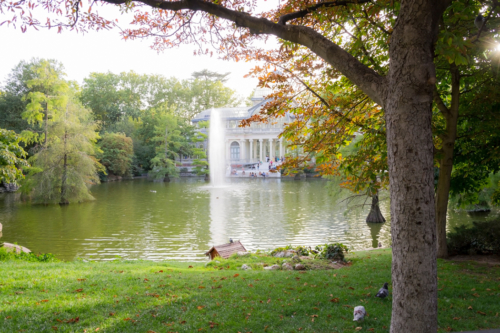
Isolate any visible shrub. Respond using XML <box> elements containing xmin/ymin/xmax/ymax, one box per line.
<box><xmin>315</xmin><ymin>243</ymin><xmax>349</xmax><ymax>261</ymax></box>
<box><xmin>269</xmin><ymin>245</ymin><xmax>293</xmax><ymax>256</ymax></box>
<box><xmin>294</xmin><ymin>246</ymin><xmax>309</xmax><ymax>256</ymax></box>
<box><xmin>99</xmin><ymin>132</ymin><xmax>134</xmax><ymax>176</ymax></box>
<box><xmin>0</xmin><ymin>246</ymin><xmax>59</xmax><ymax>262</ymax></box>
<box><xmin>447</xmin><ymin>220</ymin><xmax>500</xmax><ymax>255</ymax></box>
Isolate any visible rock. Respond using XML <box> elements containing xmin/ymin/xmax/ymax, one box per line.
<box><xmin>2</xmin><ymin>242</ymin><xmax>31</xmax><ymax>254</ymax></box>
<box><xmin>273</xmin><ymin>250</ymin><xmax>295</xmax><ymax>258</ymax></box>
<box><xmin>264</xmin><ymin>264</ymin><xmax>280</xmax><ymax>270</ymax></box>
<box><xmin>241</xmin><ymin>264</ymin><xmax>252</xmax><ymax>270</ymax></box>
<box><xmin>292</xmin><ymin>255</ymin><xmax>301</xmax><ymax>262</ymax></box>
<box><xmin>282</xmin><ymin>263</ymin><xmax>293</xmax><ymax>270</ymax></box>
<box><xmin>0</xmin><ymin>183</ymin><xmax>19</xmax><ymax>193</ymax></box>
<box><xmin>237</xmin><ymin>251</ymin><xmax>250</xmax><ymax>257</ymax></box>
<box><xmin>215</xmin><ymin>260</ymin><xmax>220</xmax><ymax>264</ymax></box>
<box><xmin>294</xmin><ymin>263</ymin><xmax>306</xmax><ymax>270</ymax></box>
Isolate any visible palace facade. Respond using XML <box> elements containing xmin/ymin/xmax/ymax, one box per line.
<box><xmin>190</xmin><ymin>88</ymin><xmax>289</xmax><ymax>166</ymax></box>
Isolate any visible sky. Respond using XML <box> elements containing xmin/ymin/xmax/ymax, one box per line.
<box><xmin>0</xmin><ymin>2</ymin><xmax>279</xmax><ymax>101</ymax></box>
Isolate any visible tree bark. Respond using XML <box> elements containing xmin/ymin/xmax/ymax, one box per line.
<box><xmin>385</xmin><ymin>1</ymin><xmax>445</xmax><ymax>332</ymax></box>
<box><xmin>44</xmin><ymin>102</ymin><xmax>48</xmax><ymax>148</ymax></box>
<box><xmin>434</xmin><ymin>66</ymin><xmax>460</xmax><ymax>259</ymax></box>
<box><xmin>366</xmin><ymin>194</ymin><xmax>386</xmax><ymax>223</ymax></box>
<box><xmin>164</xmin><ymin>125</ymin><xmax>170</xmax><ymax>182</ymax></box>
<box><xmin>60</xmin><ymin>129</ymin><xmax>69</xmax><ymax>205</ymax></box>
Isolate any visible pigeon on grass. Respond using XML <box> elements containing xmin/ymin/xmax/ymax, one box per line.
<box><xmin>375</xmin><ymin>282</ymin><xmax>389</xmax><ymax>299</ymax></box>
<box><xmin>353</xmin><ymin>306</ymin><xmax>366</xmax><ymax>321</ymax></box>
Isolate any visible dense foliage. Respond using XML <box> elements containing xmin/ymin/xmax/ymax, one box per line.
<box><xmin>0</xmin><ymin>128</ymin><xmax>29</xmax><ymax>185</ymax></box>
<box><xmin>98</xmin><ymin>132</ymin><xmax>134</xmax><ymax>177</ymax></box>
<box><xmin>314</xmin><ymin>243</ymin><xmax>349</xmax><ymax>261</ymax></box>
<box><xmin>447</xmin><ymin>220</ymin><xmax>500</xmax><ymax>255</ymax></box>
<box><xmin>20</xmin><ymin>97</ymin><xmax>102</xmax><ymax>205</ymax></box>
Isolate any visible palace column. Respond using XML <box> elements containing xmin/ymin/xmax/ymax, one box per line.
<box><xmin>279</xmin><ymin>139</ymin><xmax>283</xmax><ymax>159</ymax></box>
<box><xmin>253</xmin><ymin>139</ymin><xmax>258</xmax><ymax>161</ymax></box>
<box><xmin>239</xmin><ymin>139</ymin><xmax>246</xmax><ymax>161</ymax></box>
<box><xmin>249</xmin><ymin>139</ymin><xmax>254</xmax><ymax>161</ymax></box>
<box><xmin>259</xmin><ymin>139</ymin><xmax>263</xmax><ymax>162</ymax></box>
<box><xmin>269</xmin><ymin>138</ymin><xmax>274</xmax><ymax>160</ymax></box>
<box><xmin>226</xmin><ymin>140</ymin><xmax>231</xmax><ymax>162</ymax></box>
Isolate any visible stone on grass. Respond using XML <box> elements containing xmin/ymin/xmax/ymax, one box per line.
<box><xmin>241</xmin><ymin>264</ymin><xmax>252</xmax><ymax>270</ymax></box>
<box><xmin>237</xmin><ymin>251</ymin><xmax>250</xmax><ymax>257</ymax></box>
<box><xmin>2</xmin><ymin>242</ymin><xmax>31</xmax><ymax>254</ymax></box>
<box><xmin>273</xmin><ymin>250</ymin><xmax>295</xmax><ymax>258</ymax></box>
<box><xmin>294</xmin><ymin>263</ymin><xmax>306</xmax><ymax>270</ymax></box>
<box><xmin>282</xmin><ymin>263</ymin><xmax>293</xmax><ymax>270</ymax></box>
<box><xmin>264</xmin><ymin>264</ymin><xmax>281</xmax><ymax>270</ymax></box>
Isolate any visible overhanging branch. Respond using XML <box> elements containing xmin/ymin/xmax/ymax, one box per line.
<box><xmin>100</xmin><ymin>0</ymin><xmax>387</xmax><ymax>107</ymax></box>
<box><xmin>277</xmin><ymin>0</ymin><xmax>372</xmax><ymax>25</ymax></box>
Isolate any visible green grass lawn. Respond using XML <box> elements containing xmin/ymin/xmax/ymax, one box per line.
<box><xmin>0</xmin><ymin>249</ymin><xmax>499</xmax><ymax>333</ymax></box>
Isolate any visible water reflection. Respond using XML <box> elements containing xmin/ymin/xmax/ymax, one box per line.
<box><xmin>0</xmin><ymin>178</ymin><xmax>488</xmax><ymax>261</ymax></box>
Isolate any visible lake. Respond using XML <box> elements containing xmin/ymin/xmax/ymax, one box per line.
<box><xmin>0</xmin><ymin>178</ymin><xmax>493</xmax><ymax>261</ymax></box>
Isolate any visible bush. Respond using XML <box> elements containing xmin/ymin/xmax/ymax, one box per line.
<box><xmin>447</xmin><ymin>220</ymin><xmax>500</xmax><ymax>255</ymax></box>
<box><xmin>0</xmin><ymin>246</ymin><xmax>59</xmax><ymax>262</ymax></box>
<box><xmin>269</xmin><ymin>245</ymin><xmax>293</xmax><ymax>256</ymax></box>
<box><xmin>294</xmin><ymin>246</ymin><xmax>309</xmax><ymax>256</ymax></box>
<box><xmin>315</xmin><ymin>243</ymin><xmax>349</xmax><ymax>261</ymax></box>
<box><xmin>99</xmin><ymin>132</ymin><xmax>134</xmax><ymax>177</ymax></box>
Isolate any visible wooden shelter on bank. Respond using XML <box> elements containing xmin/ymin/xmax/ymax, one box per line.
<box><xmin>205</xmin><ymin>240</ymin><xmax>247</xmax><ymax>260</ymax></box>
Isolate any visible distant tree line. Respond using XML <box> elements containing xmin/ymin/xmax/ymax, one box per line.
<box><xmin>0</xmin><ymin>59</ymin><xmax>242</xmax><ymax>204</ymax></box>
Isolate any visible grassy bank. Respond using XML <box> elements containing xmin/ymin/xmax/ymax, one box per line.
<box><xmin>1</xmin><ymin>249</ymin><xmax>499</xmax><ymax>332</ymax></box>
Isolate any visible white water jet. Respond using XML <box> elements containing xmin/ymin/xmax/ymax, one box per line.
<box><xmin>209</xmin><ymin>108</ymin><xmax>226</xmax><ymax>186</ymax></box>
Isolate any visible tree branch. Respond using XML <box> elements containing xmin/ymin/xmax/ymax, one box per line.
<box><xmin>277</xmin><ymin>0</ymin><xmax>372</xmax><ymax>25</ymax></box>
<box><xmin>101</xmin><ymin>0</ymin><xmax>386</xmax><ymax>107</ymax></box>
<box><xmin>433</xmin><ymin>89</ymin><xmax>450</xmax><ymax>117</ymax></box>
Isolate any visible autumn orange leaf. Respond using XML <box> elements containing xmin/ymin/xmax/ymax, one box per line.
<box><xmin>233</xmin><ymin>274</ymin><xmax>239</xmax><ymax>278</ymax></box>
<box><xmin>41</xmin><ymin>299</ymin><xmax>49</xmax><ymax>302</ymax></box>
<box><xmin>197</xmin><ymin>306</ymin><xmax>205</xmax><ymax>310</ymax></box>
<box><xmin>74</xmin><ymin>289</ymin><xmax>83</xmax><ymax>293</ymax></box>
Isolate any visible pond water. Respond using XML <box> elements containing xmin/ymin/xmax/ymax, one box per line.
<box><xmin>0</xmin><ymin>178</ymin><xmax>495</xmax><ymax>261</ymax></box>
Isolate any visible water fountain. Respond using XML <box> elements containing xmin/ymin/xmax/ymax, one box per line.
<box><xmin>209</xmin><ymin>108</ymin><xmax>226</xmax><ymax>186</ymax></box>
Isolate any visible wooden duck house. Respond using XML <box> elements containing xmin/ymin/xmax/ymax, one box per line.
<box><xmin>205</xmin><ymin>240</ymin><xmax>247</xmax><ymax>260</ymax></box>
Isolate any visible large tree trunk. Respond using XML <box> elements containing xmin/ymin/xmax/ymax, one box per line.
<box><xmin>435</xmin><ymin>66</ymin><xmax>460</xmax><ymax>259</ymax></box>
<box><xmin>366</xmin><ymin>194</ymin><xmax>386</xmax><ymax>223</ymax></box>
<box><xmin>385</xmin><ymin>1</ymin><xmax>444</xmax><ymax>331</ymax></box>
